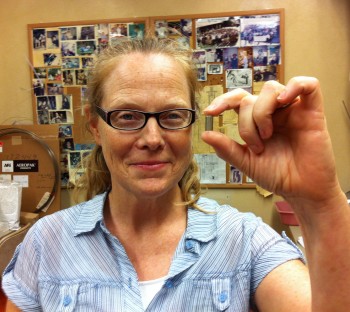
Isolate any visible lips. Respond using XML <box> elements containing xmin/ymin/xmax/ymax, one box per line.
<box><xmin>130</xmin><ymin>160</ymin><xmax>169</xmax><ymax>170</ymax></box>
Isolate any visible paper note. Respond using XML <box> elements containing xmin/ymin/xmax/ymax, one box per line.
<box><xmin>194</xmin><ymin>154</ymin><xmax>226</xmax><ymax>184</ymax></box>
<box><xmin>256</xmin><ymin>185</ymin><xmax>273</xmax><ymax>197</ymax></box>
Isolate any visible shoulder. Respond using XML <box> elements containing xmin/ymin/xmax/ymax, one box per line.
<box><xmin>29</xmin><ymin>192</ymin><xmax>106</xmax><ymax>241</ymax></box>
<box><xmin>197</xmin><ymin>196</ymin><xmax>263</xmax><ymax>229</ymax></box>
<box><xmin>34</xmin><ymin>201</ymin><xmax>83</xmax><ymax>232</ymax></box>
<box><xmin>195</xmin><ymin>197</ymin><xmax>294</xmax><ymax>252</ymax></box>
<box><xmin>192</xmin><ymin>196</ymin><xmax>276</xmax><ymax>252</ymax></box>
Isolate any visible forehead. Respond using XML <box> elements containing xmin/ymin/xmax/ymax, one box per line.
<box><xmin>102</xmin><ymin>53</ymin><xmax>191</xmax><ymax>105</ymax></box>
<box><xmin>109</xmin><ymin>53</ymin><xmax>187</xmax><ymax>83</ymax></box>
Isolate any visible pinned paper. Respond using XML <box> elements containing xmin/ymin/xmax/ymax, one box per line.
<box><xmin>256</xmin><ymin>185</ymin><xmax>273</xmax><ymax>197</ymax></box>
<box><xmin>194</xmin><ymin>153</ymin><xmax>226</xmax><ymax>184</ymax></box>
<box><xmin>13</xmin><ymin>175</ymin><xmax>29</xmax><ymax>188</ymax></box>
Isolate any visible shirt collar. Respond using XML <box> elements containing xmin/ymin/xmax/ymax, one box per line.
<box><xmin>185</xmin><ymin>198</ymin><xmax>218</xmax><ymax>243</ymax></box>
<box><xmin>73</xmin><ymin>192</ymin><xmax>107</xmax><ymax>236</ymax></box>
<box><xmin>73</xmin><ymin>193</ymin><xmax>218</xmax><ymax>243</ymax></box>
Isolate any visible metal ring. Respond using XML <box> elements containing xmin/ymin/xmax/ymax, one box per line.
<box><xmin>0</xmin><ymin>128</ymin><xmax>60</xmax><ymax>213</ymax></box>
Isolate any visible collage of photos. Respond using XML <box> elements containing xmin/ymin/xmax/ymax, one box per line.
<box><xmin>192</xmin><ymin>14</ymin><xmax>280</xmax><ymax>92</ymax></box>
<box><xmin>32</xmin><ymin>22</ymin><xmax>146</xmax><ymax>88</ymax></box>
<box><xmin>31</xmin><ymin>13</ymin><xmax>281</xmax><ymax>188</ymax></box>
<box><xmin>151</xmin><ymin>13</ymin><xmax>281</xmax><ymax>186</ymax></box>
<box><xmin>36</xmin><ymin>94</ymin><xmax>73</xmax><ymax>125</ymax></box>
<box><xmin>59</xmin><ymin>122</ymin><xmax>95</xmax><ymax>187</ymax></box>
<box><xmin>57</xmin><ymin>116</ymin><xmax>98</xmax><ymax>188</ymax></box>
<box><xmin>63</xmin><ymin>145</ymin><xmax>95</xmax><ymax>188</ymax></box>
<box><xmin>32</xmin><ymin>22</ymin><xmax>146</xmax><ymax>187</ymax></box>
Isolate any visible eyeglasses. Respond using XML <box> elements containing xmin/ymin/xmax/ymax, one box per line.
<box><xmin>95</xmin><ymin>106</ymin><xmax>196</xmax><ymax>131</ymax></box>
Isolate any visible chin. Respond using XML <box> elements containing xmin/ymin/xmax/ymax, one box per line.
<box><xmin>133</xmin><ymin>179</ymin><xmax>179</xmax><ymax>199</ymax></box>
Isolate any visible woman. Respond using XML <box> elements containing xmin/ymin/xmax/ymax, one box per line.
<box><xmin>3</xmin><ymin>37</ymin><xmax>350</xmax><ymax>311</ymax></box>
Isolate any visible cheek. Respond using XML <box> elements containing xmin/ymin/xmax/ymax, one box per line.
<box><xmin>173</xmin><ymin>132</ymin><xmax>193</xmax><ymax>164</ymax></box>
<box><xmin>98</xmin><ymin>131</ymin><xmax>128</xmax><ymax>165</ymax></box>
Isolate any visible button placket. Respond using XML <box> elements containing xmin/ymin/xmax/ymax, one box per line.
<box><xmin>211</xmin><ymin>277</ymin><xmax>231</xmax><ymax>310</ymax></box>
<box><xmin>59</xmin><ymin>284</ymin><xmax>80</xmax><ymax>312</ymax></box>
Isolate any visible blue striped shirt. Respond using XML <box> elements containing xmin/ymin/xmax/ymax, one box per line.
<box><xmin>2</xmin><ymin>193</ymin><xmax>303</xmax><ymax>311</ymax></box>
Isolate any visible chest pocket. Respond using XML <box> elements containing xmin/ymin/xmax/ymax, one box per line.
<box><xmin>36</xmin><ymin>282</ymin><xmax>81</xmax><ymax>312</ymax></box>
<box><xmin>211</xmin><ymin>271</ymin><xmax>249</xmax><ymax>311</ymax></box>
<box><xmin>39</xmin><ymin>280</ymin><xmax>125</xmax><ymax>312</ymax></box>
<box><xmin>176</xmin><ymin>270</ymin><xmax>249</xmax><ymax>311</ymax></box>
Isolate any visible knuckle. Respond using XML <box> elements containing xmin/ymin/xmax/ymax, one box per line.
<box><xmin>238</xmin><ymin>124</ymin><xmax>253</xmax><ymax>142</ymax></box>
<box><xmin>240</xmin><ymin>94</ymin><xmax>255</xmax><ymax>109</ymax></box>
<box><xmin>261</xmin><ymin>80</ymin><xmax>282</xmax><ymax>95</ymax></box>
<box><xmin>262</xmin><ymin>80</ymin><xmax>280</xmax><ymax>89</ymax></box>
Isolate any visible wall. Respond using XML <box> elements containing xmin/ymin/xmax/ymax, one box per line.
<box><xmin>0</xmin><ymin>0</ymin><xmax>349</xmax><ymax>232</ymax></box>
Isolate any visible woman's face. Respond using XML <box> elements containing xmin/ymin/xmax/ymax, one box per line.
<box><xmin>90</xmin><ymin>53</ymin><xmax>193</xmax><ymax>200</ymax></box>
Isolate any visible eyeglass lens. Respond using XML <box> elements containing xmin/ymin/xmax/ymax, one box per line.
<box><xmin>110</xmin><ymin>109</ymin><xmax>193</xmax><ymax>130</ymax></box>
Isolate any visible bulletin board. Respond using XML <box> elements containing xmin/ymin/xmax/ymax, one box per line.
<box><xmin>27</xmin><ymin>9</ymin><xmax>284</xmax><ymax>189</ymax></box>
<box><xmin>27</xmin><ymin>17</ymin><xmax>149</xmax><ymax>188</ymax></box>
<box><xmin>149</xmin><ymin>9</ymin><xmax>284</xmax><ymax>188</ymax></box>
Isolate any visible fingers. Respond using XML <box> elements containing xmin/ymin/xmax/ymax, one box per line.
<box><xmin>277</xmin><ymin>76</ymin><xmax>322</xmax><ymax>111</ymax></box>
<box><xmin>201</xmin><ymin>130</ymin><xmax>246</xmax><ymax>168</ymax></box>
<box><xmin>253</xmin><ymin>80</ymin><xmax>288</xmax><ymax>139</ymax></box>
<box><xmin>203</xmin><ymin>88</ymin><xmax>251</xmax><ymax>115</ymax></box>
<box><xmin>203</xmin><ymin>77</ymin><xmax>322</xmax><ymax>152</ymax></box>
<box><xmin>238</xmin><ymin>95</ymin><xmax>264</xmax><ymax>154</ymax></box>
<box><xmin>203</xmin><ymin>88</ymin><xmax>265</xmax><ymax>154</ymax></box>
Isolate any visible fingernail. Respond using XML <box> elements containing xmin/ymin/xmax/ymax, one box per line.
<box><xmin>204</xmin><ymin>102</ymin><xmax>219</xmax><ymax>111</ymax></box>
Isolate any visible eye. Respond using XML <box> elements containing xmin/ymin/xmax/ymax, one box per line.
<box><xmin>113</xmin><ymin>111</ymin><xmax>143</xmax><ymax>121</ymax></box>
<box><xmin>110</xmin><ymin>110</ymin><xmax>144</xmax><ymax>128</ymax></box>
<box><xmin>119</xmin><ymin>112</ymin><xmax>137</xmax><ymax>120</ymax></box>
<box><xmin>161</xmin><ymin>110</ymin><xmax>187</xmax><ymax>121</ymax></box>
<box><xmin>159</xmin><ymin>110</ymin><xmax>192</xmax><ymax>129</ymax></box>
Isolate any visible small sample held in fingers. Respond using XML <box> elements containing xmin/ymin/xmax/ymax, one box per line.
<box><xmin>205</xmin><ymin>116</ymin><xmax>213</xmax><ymax>131</ymax></box>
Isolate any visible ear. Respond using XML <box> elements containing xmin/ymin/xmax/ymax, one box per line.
<box><xmin>84</xmin><ymin>105</ymin><xmax>101</xmax><ymax>145</ymax></box>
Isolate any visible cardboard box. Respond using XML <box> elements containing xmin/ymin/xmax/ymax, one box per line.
<box><xmin>0</xmin><ymin>125</ymin><xmax>61</xmax><ymax>217</ymax></box>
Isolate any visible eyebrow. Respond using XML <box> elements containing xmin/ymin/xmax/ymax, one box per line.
<box><xmin>106</xmin><ymin>102</ymin><xmax>191</xmax><ymax>111</ymax></box>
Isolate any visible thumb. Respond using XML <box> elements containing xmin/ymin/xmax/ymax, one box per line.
<box><xmin>201</xmin><ymin>131</ymin><xmax>246</xmax><ymax>168</ymax></box>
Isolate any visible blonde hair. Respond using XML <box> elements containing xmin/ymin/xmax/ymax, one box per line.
<box><xmin>74</xmin><ymin>37</ymin><xmax>202</xmax><ymax>209</ymax></box>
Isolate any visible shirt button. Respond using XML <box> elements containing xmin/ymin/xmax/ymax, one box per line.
<box><xmin>165</xmin><ymin>280</ymin><xmax>173</xmax><ymax>288</ymax></box>
<box><xmin>185</xmin><ymin>240</ymin><xmax>194</xmax><ymax>249</ymax></box>
<box><xmin>218</xmin><ymin>291</ymin><xmax>228</xmax><ymax>303</ymax></box>
<box><xmin>63</xmin><ymin>295</ymin><xmax>72</xmax><ymax>306</ymax></box>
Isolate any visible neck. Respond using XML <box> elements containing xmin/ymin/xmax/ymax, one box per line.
<box><xmin>104</xmin><ymin>186</ymin><xmax>187</xmax><ymax>235</ymax></box>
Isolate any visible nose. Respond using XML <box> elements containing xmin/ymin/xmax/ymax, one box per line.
<box><xmin>136</xmin><ymin>116</ymin><xmax>165</xmax><ymax>151</ymax></box>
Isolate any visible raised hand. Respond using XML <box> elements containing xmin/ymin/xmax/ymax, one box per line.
<box><xmin>201</xmin><ymin>77</ymin><xmax>342</xmax><ymax>210</ymax></box>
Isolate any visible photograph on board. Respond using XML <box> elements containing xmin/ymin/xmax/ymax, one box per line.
<box><xmin>240</xmin><ymin>14</ymin><xmax>280</xmax><ymax>47</ymax></box>
<box><xmin>196</xmin><ymin>16</ymin><xmax>240</xmax><ymax>49</ymax></box>
<box><xmin>226</xmin><ymin>68</ymin><xmax>252</xmax><ymax>88</ymax></box>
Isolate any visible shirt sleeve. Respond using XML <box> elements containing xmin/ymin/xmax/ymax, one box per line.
<box><xmin>2</xmin><ymin>224</ymin><xmax>42</xmax><ymax>310</ymax></box>
<box><xmin>249</xmin><ymin>220</ymin><xmax>305</xmax><ymax>295</ymax></box>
